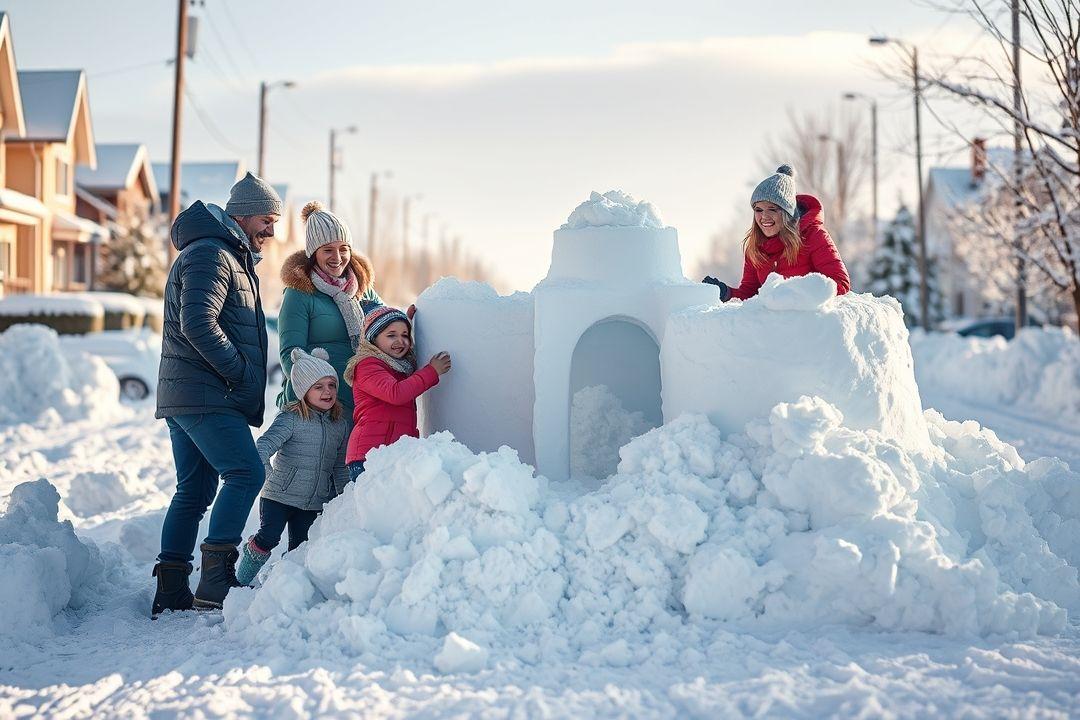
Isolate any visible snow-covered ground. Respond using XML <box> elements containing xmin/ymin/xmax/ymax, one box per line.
<box><xmin>1</xmin><ymin>316</ymin><xmax>1078</xmax><ymax>718</ymax></box>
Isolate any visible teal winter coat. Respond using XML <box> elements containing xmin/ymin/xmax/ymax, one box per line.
<box><xmin>275</xmin><ymin>250</ymin><xmax>382</xmax><ymax>411</ymax></box>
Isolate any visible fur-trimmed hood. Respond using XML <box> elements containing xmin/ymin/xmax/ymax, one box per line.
<box><xmin>280</xmin><ymin>250</ymin><xmax>375</xmax><ymax>298</ymax></box>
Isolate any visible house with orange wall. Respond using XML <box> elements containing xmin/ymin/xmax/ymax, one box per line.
<box><xmin>75</xmin><ymin>142</ymin><xmax>159</xmax><ymax>227</ymax></box>
<box><xmin>5</xmin><ymin>66</ymin><xmax>108</xmax><ymax>293</ymax></box>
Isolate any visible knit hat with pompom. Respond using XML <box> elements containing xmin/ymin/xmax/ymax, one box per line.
<box><xmin>302</xmin><ymin>200</ymin><xmax>352</xmax><ymax>257</ymax></box>
<box><xmin>290</xmin><ymin>347</ymin><xmax>337</xmax><ymax>399</ymax></box>
<box><xmin>750</xmin><ymin>164</ymin><xmax>798</xmax><ymax>219</ymax></box>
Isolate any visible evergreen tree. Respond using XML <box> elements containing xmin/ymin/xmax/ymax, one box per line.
<box><xmin>96</xmin><ymin>217</ymin><xmax>167</xmax><ymax>298</ymax></box>
<box><xmin>867</xmin><ymin>205</ymin><xmax>944</xmax><ymax>327</ymax></box>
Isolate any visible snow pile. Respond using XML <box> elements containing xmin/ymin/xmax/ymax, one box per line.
<box><xmin>0</xmin><ymin>479</ymin><xmax>105</xmax><ymax>640</ymax></box>
<box><xmin>664</xmin><ymin>274</ymin><xmax>930</xmax><ymax>453</ymax></box>
<box><xmin>561</xmin><ymin>190</ymin><xmax>664</xmax><ymax>230</ymax></box>
<box><xmin>227</xmin><ymin>397</ymin><xmax>1078</xmax><ymax>669</ymax></box>
<box><xmin>0</xmin><ymin>293</ymin><xmax>104</xmax><ymax>317</ymax></box>
<box><xmin>910</xmin><ymin>326</ymin><xmax>1080</xmax><ymax>422</ymax></box>
<box><xmin>570</xmin><ymin>384</ymin><xmax>653</xmax><ymax>480</ymax></box>
<box><xmin>0</xmin><ymin>325</ymin><xmax>122</xmax><ymax>426</ymax></box>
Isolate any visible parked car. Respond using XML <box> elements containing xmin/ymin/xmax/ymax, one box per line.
<box><xmin>63</xmin><ymin>322</ymin><xmax>285</xmax><ymax>401</ymax></box>
<box><xmin>946</xmin><ymin>316</ymin><xmax>1042</xmax><ymax>341</ymax></box>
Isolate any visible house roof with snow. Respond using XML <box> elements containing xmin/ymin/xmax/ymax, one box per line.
<box><xmin>11</xmin><ymin>69</ymin><xmax>95</xmax><ymax>167</ymax></box>
<box><xmin>152</xmin><ymin>160</ymin><xmax>245</xmax><ymax>210</ymax></box>
<box><xmin>0</xmin><ymin>13</ymin><xmax>26</xmax><ymax>138</ymax></box>
<box><xmin>76</xmin><ymin>143</ymin><xmax>158</xmax><ymax>204</ymax></box>
<box><xmin>925</xmin><ymin>147</ymin><xmax>1016</xmax><ymax>209</ymax></box>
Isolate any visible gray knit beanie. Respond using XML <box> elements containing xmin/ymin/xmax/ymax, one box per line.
<box><xmin>290</xmin><ymin>347</ymin><xmax>337</xmax><ymax>399</ymax></box>
<box><xmin>225</xmin><ymin>172</ymin><xmax>282</xmax><ymax>217</ymax></box>
<box><xmin>750</xmin><ymin>164</ymin><xmax>797</xmax><ymax>219</ymax></box>
<box><xmin>301</xmin><ymin>200</ymin><xmax>351</xmax><ymax>257</ymax></box>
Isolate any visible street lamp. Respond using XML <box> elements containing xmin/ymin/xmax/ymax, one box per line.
<box><xmin>843</xmin><ymin>91</ymin><xmax>879</xmax><ymax>249</ymax></box>
<box><xmin>817</xmin><ymin>134</ymin><xmax>848</xmax><ymax>252</ymax></box>
<box><xmin>328</xmin><ymin>125</ymin><xmax>358</xmax><ymax>214</ymax></box>
<box><xmin>257</xmin><ymin>80</ymin><xmax>296</xmax><ymax>178</ymax></box>
<box><xmin>870</xmin><ymin>35</ymin><xmax>930</xmax><ymax>330</ymax></box>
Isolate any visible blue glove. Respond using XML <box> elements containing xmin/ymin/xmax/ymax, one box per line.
<box><xmin>702</xmin><ymin>276</ymin><xmax>731</xmax><ymax>301</ymax></box>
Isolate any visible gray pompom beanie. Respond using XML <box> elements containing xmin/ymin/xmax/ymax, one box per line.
<box><xmin>302</xmin><ymin>200</ymin><xmax>352</xmax><ymax>257</ymax></box>
<box><xmin>225</xmin><ymin>172</ymin><xmax>282</xmax><ymax>217</ymax></box>
<box><xmin>750</xmin><ymin>164</ymin><xmax>797</xmax><ymax>219</ymax></box>
<box><xmin>290</xmin><ymin>347</ymin><xmax>337</xmax><ymax>399</ymax></box>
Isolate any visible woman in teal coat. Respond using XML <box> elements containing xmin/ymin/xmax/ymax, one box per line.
<box><xmin>276</xmin><ymin>201</ymin><xmax>382</xmax><ymax>412</ymax></box>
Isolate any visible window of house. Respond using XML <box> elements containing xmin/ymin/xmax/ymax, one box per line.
<box><xmin>56</xmin><ymin>158</ymin><xmax>70</xmax><ymax>196</ymax></box>
<box><xmin>73</xmin><ymin>244</ymin><xmax>88</xmax><ymax>284</ymax></box>
<box><xmin>0</xmin><ymin>238</ymin><xmax>10</xmax><ymax>284</ymax></box>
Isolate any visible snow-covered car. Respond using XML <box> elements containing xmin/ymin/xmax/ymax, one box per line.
<box><xmin>61</xmin><ymin>328</ymin><xmax>161</xmax><ymax>401</ymax></box>
<box><xmin>944</xmin><ymin>316</ymin><xmax>1041</xmax><ymax>341</ymax></box>
<box><xmin>62</xmin><ymin>324</ymin><xmax>285</xmax><ymax>401</ymax></box>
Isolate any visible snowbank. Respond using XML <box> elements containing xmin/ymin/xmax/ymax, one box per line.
<box><xmin>663</xmin><ymin>274</ymin><xmax>930</xmax><ymax>454</ymax></box>
<box><xmin>0</xmin><ymin>479</ymin><xmax>105</xmax><ymax>640</ymax></box>
<box><xmin>72</xmin><ymin>291</ymin><xmax>146</xmax><ymax>315</ymax></box>
<box><xmin>561</xmin><ymin>190</ymin><xmax>664</xmax><ymax>230</ymax></box>
<box><xmin>0</xmin><ymin>293</ymin><xmax>103</xmax><ymax>317</ymax></box>
<box><xmin>226</xmin><ymin>396</ymin><xmax>1078</xmax><ymax>670</ymax></box>
<box><xmin>416</xmin><ymin>278</ymin><xmax>536</xmax><ymax>464</ymax></box>
<box><xmin>910</xmin><ymin>326</ymin><xmax>1080</xmax><ymax>422</ymax></box>
<box><xmin>0</xmin><ymin>325</ymin><xmax>122</xmax><ymax>426</ymax></box>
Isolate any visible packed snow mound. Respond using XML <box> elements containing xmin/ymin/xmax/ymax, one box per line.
<box><xmin>0</xmin><ymin>479</ymin><xmax>105</xmax><ymax>640</ymax></box>
<box><xmin>226</xmin><ymin>398</ymin><xmax>1078</xmax><ymax>669</ymax></box>
<box><xmin>910</xmin><ymin>326</ymin><xmax>1080</xmax><ymax>422</ymax></box>
<box><xmin>664</xmin><ymin>275</ymin><xmax>929</xmax><ymax>454</ymax></box>
<box><xmin>571</xmin><ymin>384</ymin><xmax>653</xmax><ymax>480</ymax></box>
<box><xmin>561</xmin><ymin>190</ymin><xmax>664</xmax><ymax>230</ymax></box>
<box><xmin>417</xmin><ymin>277</ymin><xmax>532</xmax><ymax>305</ymax></box>
<box><xmin>0</xmin><ymin>325</ymin><xmax>122</xmax><ymax>427</ymax></box>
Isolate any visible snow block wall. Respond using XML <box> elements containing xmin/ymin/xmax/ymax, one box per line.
<box><xmin>663</xmin><ymin>274</ymin><xmax>931</xmax><ymax>454</ymax></box>
<box><xmin>416</xmin><ymin>279</ymin><xmax>537</xmax><ymax>465</ymax></box>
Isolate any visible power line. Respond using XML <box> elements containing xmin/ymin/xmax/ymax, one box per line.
<box><xmin>216</xmin><ymin>0</ymin><xmax>261</xmax><ymax>71</ymax></box>
<box><xmin>184</xmin><ymin>83</ymin><xmax>250</xmax><ymax>157</ymax></box>
<box><xmin>89</xmin><ymin>58</ymin><xmax>172</xmax><ymax>79</ymax></box>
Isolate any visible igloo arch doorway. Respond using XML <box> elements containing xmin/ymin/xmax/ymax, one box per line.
<box><xmin>569</xmin><ymin>316</ymin><xmax>662</xmax><ymax>479</ymax></box>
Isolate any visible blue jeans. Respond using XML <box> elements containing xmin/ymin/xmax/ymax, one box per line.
<box><xmin>347</xmin><ymin>461</ymin><xmax>365</xmax><ymax>482</ymax></box>
<box><xmin>159</xmin><ymin>413</ymin><xmax>265</xmax><ymax>563</ymax></box>
<box><xmin>253</xmin><ymin>498</ymin><xmax>318</xmax><ymax>552</ymax></box>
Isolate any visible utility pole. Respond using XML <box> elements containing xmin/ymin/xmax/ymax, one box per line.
<box><xmin>368</xmin><ymin>173</ymin><xmax>379</xmax><ymax>267</ymax></box>
<box><xmin>402</xmin><ymin>195</ymin><xmax>411</xmax><ymax>264</ymax></box>
<box><xmin>842</xmin><ymin>92</ymin><xmax>879</xmax><ymax>247</ymax></box>
<box><xmin>328</xmin><ymin>125</ymin><xmax>357</xmax><ymax>214</ymax></box>
<box><xmin>257</xmin><ymin>81</ymin><xmax>267</xmax><ymax>178</ymax></box>
<box><xmin>167</xmin><ymin>0</ymin><xmax>189</xmax><ymax>263</ymax></box>
<box><xmin>913</xmin><ymin>46</ymin><xmax>930</xmax><ymax>331</ymax></box>
<box><xmin>1012</xmin><ymin>0</ymin><xmax>1027</xmax><ymax>334</ymax></box>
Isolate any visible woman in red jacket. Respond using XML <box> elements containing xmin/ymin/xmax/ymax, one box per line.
<box><xmin>343</xmin><ymin>306</ymin><xmax>451</xmax><ymax>481</ymax></box>
<box><xmin>703</xmin><ymin>165</ymin><xmax>850</xmax><ymax>301</ymax></box>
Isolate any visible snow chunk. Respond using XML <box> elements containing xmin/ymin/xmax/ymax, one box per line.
<box><xmin>757</xmin><ymin>272</ymin><xmax>837</xmax><ymax>311</ymax></box>
<box><xmin>562</xmin><ymin>190</ymin><xmax>664</xmax><ymax>230</ymax></box>
<box><xmin>0</xmin><ymin>325</ymin><xmax>122</xmax><ymax>426</ymax></box>
<box><xmin>571</xmin><ymin>385</ymin><xmax>653</xmax><ymax>480</ymax></box>
<box><xmin>0</xmin><ymin>479</ymin><xmax>105</xmax><ymax>640</ymax></box>
<box><xmin>434</xmin><ymin>632</ymin><xmax>489</xmax><ymax>673</ymax></box>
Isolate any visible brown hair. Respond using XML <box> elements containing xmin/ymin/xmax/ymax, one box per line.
<box><xmin>743</xmin><ymin>207</ymin><xmax>802</xmax><ymax>268</ymax></box>
<box><xmin>285</xmin><ymin>396</ymin><xmax>344</xmax><ymax>422</ymax></box>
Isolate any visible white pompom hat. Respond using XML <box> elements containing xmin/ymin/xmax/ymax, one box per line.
<box><xmin>290</xmin><ymin>347</ymin><xmax>336</xmax><ymax>398</ymax></box>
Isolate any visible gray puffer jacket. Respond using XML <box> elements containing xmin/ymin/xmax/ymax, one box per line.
<box><xmin>256</xmin><ymin>407</ymin><xmax>350</xmax><ymax>511</ymax></box>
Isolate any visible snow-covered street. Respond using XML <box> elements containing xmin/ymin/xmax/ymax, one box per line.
<box><xmin>1</xmin><ymin>313</ymin><xmax>1078</xmax><ymax>718</ymax></box>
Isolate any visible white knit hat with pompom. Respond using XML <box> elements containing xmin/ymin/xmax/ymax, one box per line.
<box><xmin>290</xmin><ymin>347</ymin><xmax>336</xmax><ymax>399</ymax></box>
<box><xmin>301</xmin><ymin>200</ymin><xmax>351</xmax><ymax>257</ymax></box>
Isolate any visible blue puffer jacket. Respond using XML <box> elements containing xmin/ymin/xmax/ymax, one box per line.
<box><xmin>155</xmin><ymin>201</ymin><xmax>268</xmax><ymax>427</ymax></box>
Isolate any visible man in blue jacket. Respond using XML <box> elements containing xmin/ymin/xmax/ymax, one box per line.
<box><xmin>151</xmin><ymin>173</ymin><xmax>280</xmax><ymax>616</ymax></box>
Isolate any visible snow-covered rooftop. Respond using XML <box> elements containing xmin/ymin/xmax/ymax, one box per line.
<box><xmin>926</xmin><ymin>147</ymin><xmax>1016</xmax><ymax>209</ymax></box>
<box><xmin>152</xmin><ymin>160</ymin><xmax>244</xmax><ymax>210</ymax></box>
<box><xmin>17</xmin><ymin>70</ymin><xmax>82</xmax><ymax>141</ymax></box>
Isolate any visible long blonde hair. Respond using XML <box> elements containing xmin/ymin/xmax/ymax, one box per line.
<box><xmin>744</xmin><ymin>209</ymin><xmax>801</xmax><ymax>268</ymax></box>
<box><xmin>285</xmin><ymin>396</ymin><xmax>344</xmax><ymax>422</ymax></box>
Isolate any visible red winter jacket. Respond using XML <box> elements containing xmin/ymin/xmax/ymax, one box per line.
<box><xmin>346</xmin><ymin>356</ymin><xmax>440</xmax><ymax>464</ymax></box>
<box><xmin>728</xmin><ymin>194</ymin><xmax>851</xmax><ymax>301</ymax></box>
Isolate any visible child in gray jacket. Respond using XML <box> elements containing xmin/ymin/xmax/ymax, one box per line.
<box><xmin>236</xmin><ymin>347</ymin><xmax>349</xmax><ymax>585</ymax></box>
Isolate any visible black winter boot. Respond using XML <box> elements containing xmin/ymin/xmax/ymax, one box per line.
<box><xmin>193</xmin><ymin>543</ymin><xmax>242</xmax><ymax>610</ymax></box>
<box><xmin>151</xmin><ymin>561</ymin><xmax>194</xmax><ymax>617</ymax></box>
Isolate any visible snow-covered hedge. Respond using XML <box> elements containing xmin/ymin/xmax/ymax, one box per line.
<box><xmin>226</xmin><ymin>396</ymin><xmax>1080</xmax><ymax>671</ymax></box>
<box><xmin>0</xmin><ymin>479</ymin><xmax>105</xmax><ymax>640</ymax></box>
<box><xmin>910</xmin><ymin>326</ymin><xmax>1080</xmax><ymax>421</ymax></box>
<box><xmin>0</xmin><ymin>324</ymin><xmax>122</xmax><ymax>426</ymax></box>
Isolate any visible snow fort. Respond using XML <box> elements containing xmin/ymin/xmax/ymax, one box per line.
<box><xmin>415</xmin><ymin>189</ymin><xmax>928</xmax><ymax>481</ymax></box>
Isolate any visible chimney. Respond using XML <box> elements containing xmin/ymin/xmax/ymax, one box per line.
<box><xmin>971</xmin><ymin>137</ymin><xmax>987</xmax><ymax>186</ymax></box>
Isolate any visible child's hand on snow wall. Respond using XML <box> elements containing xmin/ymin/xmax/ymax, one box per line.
<box><xmin>429</xmin><ymin>352</ymin><xmax>452</xmax><ymax>375</ymax></box>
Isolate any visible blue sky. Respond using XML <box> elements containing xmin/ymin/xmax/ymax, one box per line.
<box><xmin>4</xmin><ymin>0</ymin><xmax>993</xmax><ymax>290</ymax></box>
